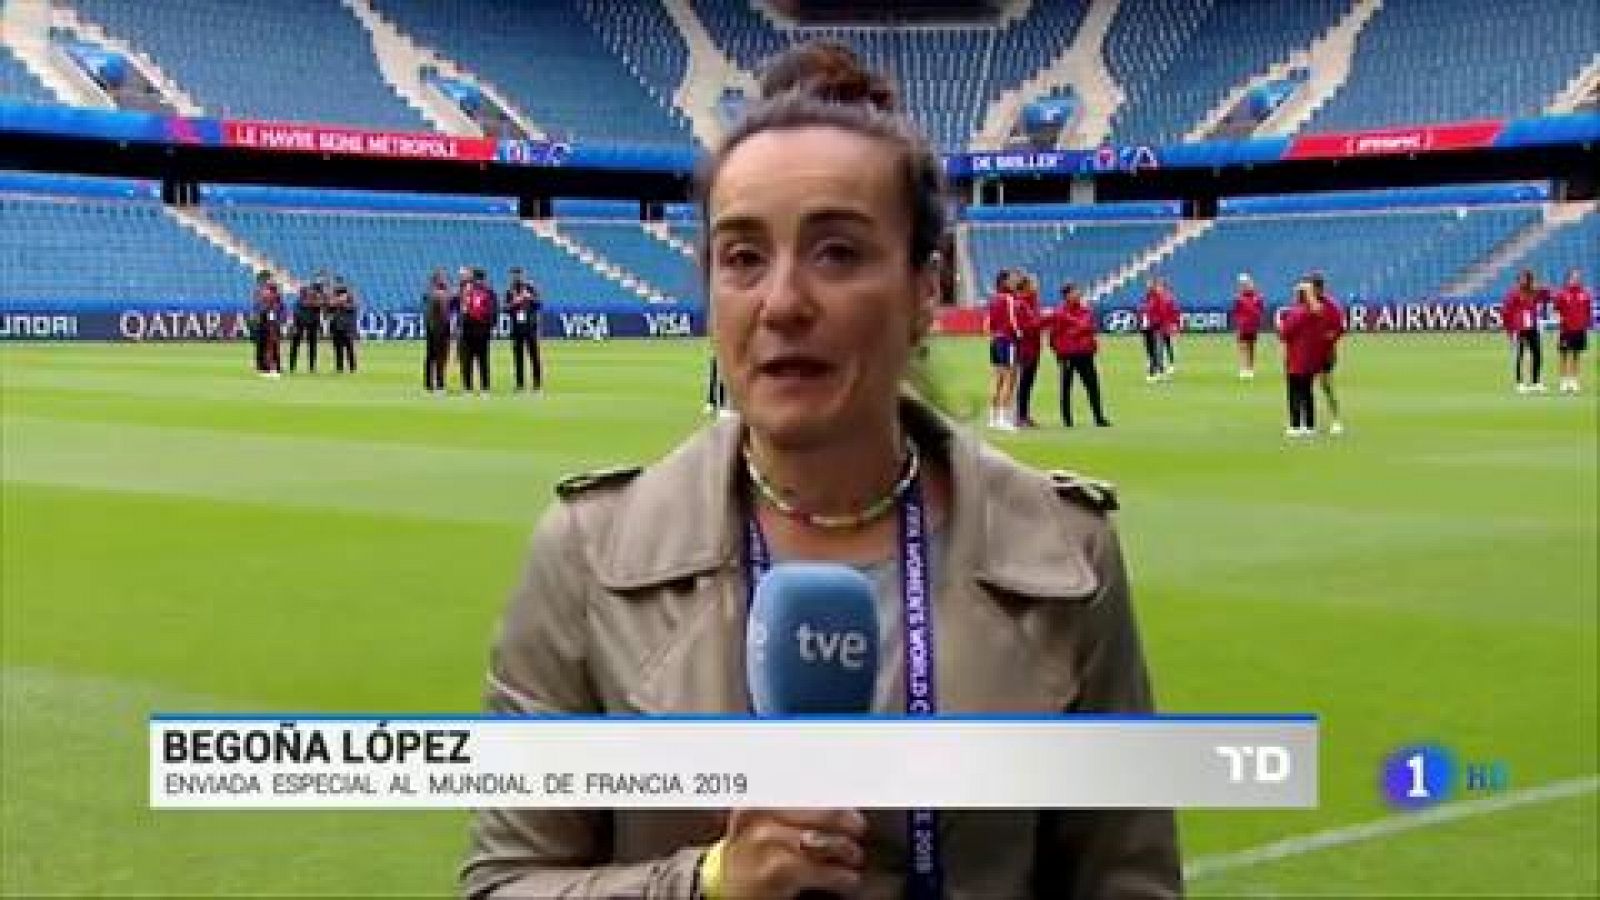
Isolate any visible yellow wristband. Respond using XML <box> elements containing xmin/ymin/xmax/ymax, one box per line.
<box><xmin>698</xmin><ymin>839</ymin><xmax>727</xmax><ymax>900</ymax></box>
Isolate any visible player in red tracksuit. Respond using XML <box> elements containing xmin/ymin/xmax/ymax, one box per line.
<box><xmin>1232</xmin><ymin>273</ymin><xmax>1265</xmax><ymax>380</ymax></box>
<box><xmin>986</xmin><ymin>269</ymin><xmax>1021</xmax><ymax>430</ymax></box>
<box><xmin>1309</xmin><ymin>272</ymin><xmax>1346</xmax><ymax>434</ymax></box>
<box><xmin>251</xmin><ymin>270</ymin><xmax>284</xmax><ymax>378</ymax></box>
<box><xmin>1013</xmin><ymin>273</ymin><xmax>1044</xmax><ymax>428</ymax></box>
<box><xmin>1156</xmin><ymin>279</ymin><xmax>1181</xmax><ymax>375</ymax></box>
<box><xmin>1501</xmin><ymin>268</ymin><xmax>1548</xmax><ymax>393</ymax></box>
<box><xmin>1279</xmin><ymin>281</ymin><xmax>1327</xmax><ymax>437</ymax></box>
<box><xmin>1554</xmin><ymin>268</ymin><xmax>1591</xmax><ymax>394</ymax></box>
<box><xmin>1047</xmin><ymin>283</ymin><xmax>1110</xmax><ymax>428</ymax></box>
<box><xmin>1137</xmin><ymin>278</ymin><xmax>1169</xmax><ymax>381</ymax></box>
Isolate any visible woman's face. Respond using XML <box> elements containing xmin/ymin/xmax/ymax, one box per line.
<box><xmin>708</xmin><ymin>125</ymin><xmax>936</xmax><ymax>449</ymax></box>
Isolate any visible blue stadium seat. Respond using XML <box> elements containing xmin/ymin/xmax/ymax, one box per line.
<box><xmin>1104</xmin><ymin>0</ymin><xmax>1347</xmax><ymax>146</ymax></box>
<box><xmin>1309</xmin><ymin>0</ymin><xmax>1600</xmax><ymax>131</ymax></box>
<box><xmin>559</xmin><ymin>222</ymin><xmax>703</xmax><ymax>304</ymax></box>
<box><xmin>969</xmin><ymin>221</ymin><xmax>1178</xmax><ymax>298</ymax></box>
<box><xmin>1497</xmin><ymin>211</ymin><xmax>1600</xmax><ymax>295</ymax></box>
<box><xmin>69</xmin><ymin>0</ymin><xmax>428</xmax><ymax>129</ymax></box>
<box><xmin>207</xmin><ymin>206</ymin><xmax>653</xmax><ymax>312</ymax></box>
<box><xmin>1105</xmin><ymin>206</ymin><xmax>1545</xmax><ymax>310</ymax></box>
<box><xmin>576</xmin><ymin>0</ymin><xmax>691</xmax><ymax>128</ymax></box>
<box><xmin>0</xmin><ymin>193</ymin><xmax>251</xmax><ymax>307</ymax></box>
<box><xmin>372</xmin><ymin>0</ymin><xmax>693</xmax><ymax>146</ymax></box>
<box><xmin>689</xmin><ymin>0</ymin><xmax>1087</xmax><ymax>152</ymax></box>
<box><xmin>0</xmin><ymin>45</ymin><xmax>56</xmax><ymax>106</ymax></box>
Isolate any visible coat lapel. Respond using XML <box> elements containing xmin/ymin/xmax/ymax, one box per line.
<box><xmin>605</xmin><ymin>400</ymin><xmax>1100</xmax><ymax>719</ymax></box>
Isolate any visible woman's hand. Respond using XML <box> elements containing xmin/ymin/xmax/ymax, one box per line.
<box><xmin>719</xmin><ymin>808</ymin><xmax>867</xmax><ymax>899</ymax></box>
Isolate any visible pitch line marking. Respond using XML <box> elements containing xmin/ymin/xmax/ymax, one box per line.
<box><xmin>1185</xmin><ymin>774</ymin><xmax>1600</xmax><ymax>881</ymax></box>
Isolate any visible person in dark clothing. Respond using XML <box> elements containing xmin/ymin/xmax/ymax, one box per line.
<box><xmin>250</xmin><ymin>270</ymin><xmax>284</xmax><ymax>378</ymax></box>
<box><xmin>1047</xmin><ymin>283</ymin><xmax>1110</xmax><ymax>427</ymax></box>
<box><xmin>289</xmin><ymin>272</ymin><xmax>326</xmax><ymax>373</ymax></box>
<box><xmin>505</xmin><ymin>267</ymin><xmax>543</xmax><ymax>392</ymax></box>
<box><xmin>458</xmin><ymin>267</ymin><xmax>496</xmax><ymax>394</ymax></box>
<box><xmin>328</xmin><ymin>278</ymin><xmax>359</xmax><ymax>373</ymax></box>
<box><xmin>422</xmin><ymin>268</ymin><xmax>453</xmax><ymax>393</ymax></box>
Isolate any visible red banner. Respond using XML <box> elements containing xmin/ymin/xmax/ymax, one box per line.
<box><xmin>223</xmin><ymin>120</ymin><xmax>496</xmax><ymax>162</ymax></box>
<box><xmin>1285</xmin><ymin>120</ymin><xmax>1505</xmax><ymax>160</ymax></box>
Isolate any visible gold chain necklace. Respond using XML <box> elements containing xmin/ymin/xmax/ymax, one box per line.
<box><xmin>743</xmin><ymin>440</ymin><xmax>920</xmax><ymax>530</ymax></box>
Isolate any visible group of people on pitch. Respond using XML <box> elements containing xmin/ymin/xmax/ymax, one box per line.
<box><xmin>1500</xmin><ymin>267</ymin><xmax>1592</xmax><ymax>395</ymax></box>
<box><xmin>984</xmin><ymin>268</ymin><xmax>1350</xmax><ymax>438</ymax></box>
<box><xmin>248</xmin><ymin>269</ymin><xmax>359</xmax><ymax>378</ymax></box>
<box><xmin>984</xmin><ymin>268</ymin><xmax>1112</xmax><ymax>431</ymax></box>
<box><xmin>419</xmin><ymin>266</ymin><xmax>544</xmax><ymax>396</ymax></box>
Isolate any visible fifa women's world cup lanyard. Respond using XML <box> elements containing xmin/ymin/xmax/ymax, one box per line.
<box><xmin>744</xmin><ymin>477</ymin><xmax>944</xmax><ymax>900</ymax></box>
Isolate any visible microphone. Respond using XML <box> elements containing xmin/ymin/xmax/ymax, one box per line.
<box><xmin>747</xmin><ymin>563</ymin><xmax>880</xmax><ymax>716</ymax></box>
<box><xmin>746</xmin><ymin>565</ymin><xmax>879</xmax><ymax>900</ymax></box>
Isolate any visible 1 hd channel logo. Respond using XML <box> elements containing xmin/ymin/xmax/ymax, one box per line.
<box><xmin>1380</xmin><ymin>743</ymin><xmax>1509</xmax><ymax>811</ymax></box>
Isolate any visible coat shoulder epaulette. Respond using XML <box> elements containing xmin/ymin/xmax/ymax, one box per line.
<box><xmin>554</xmin><ymin>465</ymin><xmax>643</xmax><ymax>500</ymax></box>
<box><xmin>1047</xmin><ymin>469</ymin><xmax>1120</xmax><ymax>514</ymax></box>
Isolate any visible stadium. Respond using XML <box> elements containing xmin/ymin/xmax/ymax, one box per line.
<box><xmin>0</xmin><ymin>0</ymin><xmax>1596</xmax><ymax>896</ymax></box>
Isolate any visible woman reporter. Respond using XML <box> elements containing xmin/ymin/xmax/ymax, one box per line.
<box><xmin>463</xmin><ymin>40</ymin><xmax>1180</xmax><ymax>900</ymax></box>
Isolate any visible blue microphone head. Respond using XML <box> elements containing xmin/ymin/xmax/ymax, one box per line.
<box><xmin>747</xmin><ymin>563</ymin><xmax>880</xmax><ymax>716</ymax></box>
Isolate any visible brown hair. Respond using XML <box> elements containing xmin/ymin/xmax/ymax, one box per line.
<box><xmin>694</xmin><ymin>40</ymin><xmax>948</xmax><ymax>272</ymax></box>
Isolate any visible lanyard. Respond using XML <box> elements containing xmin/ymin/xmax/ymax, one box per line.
<box><xmin>744</xmin><ymin>480</ymin><xmax>944</xmax><ymax>900</ymax></box>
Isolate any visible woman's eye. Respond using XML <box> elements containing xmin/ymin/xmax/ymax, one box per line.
<box><xmin>815</xmin><ymin>241</ymin><xmax>860</xmax><ymax>267</ymax></box>
<box><xmin>719</xmin><ymin>245</ymin><xmax>763</xmax><ymax>270</ymax></box>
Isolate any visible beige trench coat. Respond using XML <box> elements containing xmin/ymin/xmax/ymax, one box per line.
<box><xmin>463</xmin><ymin>399</ymin><xmax>1182</xmax><ymax>898</ymax></box>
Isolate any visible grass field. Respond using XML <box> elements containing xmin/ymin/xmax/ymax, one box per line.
<box><xmin>2</xmin><ymin>334</ymin><xmax>1596</xmax><ymax>897</ymax></box>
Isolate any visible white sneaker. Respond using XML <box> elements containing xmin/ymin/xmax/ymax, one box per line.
<box><xmin>717</xmin><ymin>408</ymin><xmax>738</xmax><ymax>421</ymax></box>
<box><xmin>1329</xmin><ymin>421</ymin><xmax>1345</xmax><ymax>436</ymax></box>
<box><xmin>1516</xmin><ymin>383</ymin><xmax>1530</xmax><ymax>394</ymax></box>
<box><xmin>1530</xmin><ymin>383</ymin><xmax>1548</xmax><ymax>393</ymax></box>
<box><xmin>1239</xmin><ymin>370</ymin><xmax>1254</xmax><ymax>380</ymax></box>
<box><xmin>1145</xmin><ymin>374</ymin><xmax>1159</xmax><ymax>384</ymax></box>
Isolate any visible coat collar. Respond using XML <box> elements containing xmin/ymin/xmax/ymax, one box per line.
<box><xmin>592</xmin><ymin>396</ymin><xmax>1099</xmax><ymax>602</ymax></box>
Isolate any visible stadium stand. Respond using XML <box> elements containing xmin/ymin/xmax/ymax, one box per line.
<box><xmin>1307</xmin><ymin>0</ymin><xmax>1600</xmax><ymax>131</ymax></box>
<box><xmin>0</xmin><ymin>173</ymin><xmax>249</xmax><ymax>308</ymax></box>
<box><xmin>1103</xmin><ymin>0</ymin><xmax>1347</xmax><ymax>146</ymax></box>
<box><xmin>205</xmin><ymin>203</ymin><xmax>657</xmax><ymax>313</ymax></box>
<box><xmin>1105</xmin><ymin>205</ymin><xmax>1544</xmax><ymax>310</ymax></box>
<box><xmin>372</xmin><ymin>0</ymin><xmax>693</xmax><ymax>145</ymax></box>
<box><xmin>576</xmin><ymin>0</ymin><xmax>691</xmax><ymax>126</ymax></box>
<box><xmin>559</xmin><ymin>222</ymin><xmax>703</xmax><ymax>305</ymax></box>
<box><xmin>67</xmin><ymin>0</ymin><xmax>428</xmax><ymax>129</ymax></box>
<box><xmin>969</xmin><ymin>219</ymin><xmax>1180</xmax><ymax>299</ymax></box>
<box><xmin>1497</xmin><ymin>210</ymin><xmax>1600</xmax><ymax>293</ymax></box>
<box><xmin>688</xmin><ymin>0</ymin><xmax>1089</xmax><ymax>151</ymax></box>
<box><xmin>0</xmin><ymin>44</ymin><xmax>55</xmax><ymax>106</ymax></box>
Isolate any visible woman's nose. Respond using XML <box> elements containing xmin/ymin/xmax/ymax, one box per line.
<box><xmin>757</xmin><ymin>256</ymin><xmax>818</xmax><ymax>330</ymax></box>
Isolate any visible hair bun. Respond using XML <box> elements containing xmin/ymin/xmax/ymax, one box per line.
<box><xmin>759</xmin><ymin>39</ymin><xmax>898</xmax><ymax>113</ymax></box>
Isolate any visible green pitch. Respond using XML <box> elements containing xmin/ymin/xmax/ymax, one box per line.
<box><xmin>2</xmin><ymin>335</ymin><xmax>1595</xmax><ymax>896</ymax></box>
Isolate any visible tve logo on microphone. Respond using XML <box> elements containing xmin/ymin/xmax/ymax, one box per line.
<box><xmin>795</xmin><ymin>622</ymin><xmax>869</xmax><ymax>670</ymax></box>
<box><xmin>747</xmin><ymin>563</ymin><xmax>880</xmax><ymax>715</ymax></box>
